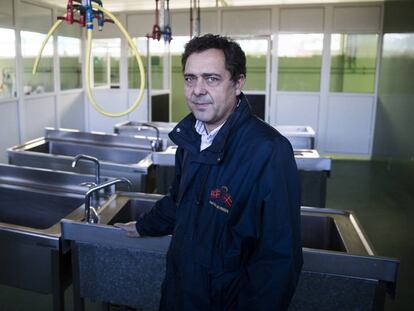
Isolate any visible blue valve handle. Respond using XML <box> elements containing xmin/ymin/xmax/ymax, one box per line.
<box><xmin>84</xmin><ymin>0</ymin><xmax>93</xmax><ymax>29</ymax></box>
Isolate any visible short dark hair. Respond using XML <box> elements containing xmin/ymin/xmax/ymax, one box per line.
<box><xmin>181</xmin><ymin>34</ymin><xmax>246</xmax><ymax>83</ymax></box>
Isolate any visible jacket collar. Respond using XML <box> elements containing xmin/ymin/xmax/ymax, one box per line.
<box><xmin>169</xmin><ymin>92</ymin><xmax>252</xmax><ymax>164</ymax></box>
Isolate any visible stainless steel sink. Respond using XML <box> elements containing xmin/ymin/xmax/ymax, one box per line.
<box><xmin>61</xmin><ymin>193</ymin><xmax>399</xmax><ymax>310</ymax></box>
<box><xmin>0</xmin><ymin>164</ymin><xmax>105</xmax><ymax>310</ymax></box>
<box><xmin>0</xmin><ymin>185</ymin><xmax>83</xmax><ymax>230</ymax></box>
<box><xmin>275</xmin><ymin>125</ymin><xmax>316</xmax><ymax>149</ymax></box>
<box><xmin>114</xmin><ymin>120</ymin><xmax>177</xmax><ymax>147</ymax></box>
<box><xmin>8</xmin><ymin>128</ymin><xmax>156</xmax><ymax>192</ymax></box>
<box><xmin>301</xmin><ymin>214</ymin><xmax>346</xmax><ymax>253</ymax></box>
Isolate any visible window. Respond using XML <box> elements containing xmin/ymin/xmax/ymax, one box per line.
<box><xmin>330</xmin><ymin>34</ymin><xmax>378</xmax><ymax>93</ymax></box>
<box><xmin>58</xmin><ymin>36</ymin><xmax>82</xmax><ymax>90</ymax></box>
<box><xmin>92</xmin><ymin>38</ymin><xmax>120</xmax><ymax>88</ymax></box>
<box><xmin>149</xmin><ymin>39</ymin><xmax>166</xmax><ymax>90</ymax></box>
<box><xmin>170</xmin><ymin>36</ymin><xmax>190</xmax><ymax>121</ymax></box>
<box><xmin>380</xmin><ymin>33</ymin><xmax>414</xmax><ymax>94</ymax></box>
<box><xmin>128</xmin><ymin>38</ymin><xmax>148</xmax><ymax>89</ymax></box>
<box><xmin>0</xmin><ymin>28</ymin><xmax>16</xmax><ymax>98</ymax></box>
<box><xmin>277</xmin><ymin>34</ymin><xmax>323</xmax><ymax>92</ymax></box>
<box><xmin>236</xmin><ymin>39</ymin><xmax>268</xmax><ymax>91</ymax></box>
<box><xmin>128</xmin><ymin>38</ymin><xmax>167</xmax><ymax>90</ymax></box>
<box><xmin>21</xmin><ymin>31</ymin><xmax>54</xmax><ymax>94</ymax></box>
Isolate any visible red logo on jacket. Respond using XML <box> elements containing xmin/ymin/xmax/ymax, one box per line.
<box><xmin>209</xmin><ymin>186</ymin><xmax>232</xmax><ymax>213</ymax></box>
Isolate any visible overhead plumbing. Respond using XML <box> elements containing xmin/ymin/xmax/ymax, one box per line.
<box><xmin>148</xmin><ymin>0</ymin><xmax>172</xmax><ymax>43</ymax></box>
<box><xmin>32</xmin><ymin>0</ymin><xmax>146</xmax><ymax>118</ymax></box>
<box><xmin>190</xmin><ymin>0</ymin><xmax>201</xmax><ymax>37</ymax></box>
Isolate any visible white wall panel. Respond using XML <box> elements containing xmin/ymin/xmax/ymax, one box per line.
<box><xmin>0</xmin><ymin>0</ymin><xmax>13</xmax><ymax>27</ymax></box>
<box><xmin>273</xmin><ymin>94</ymin><xmax>320</xmax><ymax>132</ymax></box>
<box><xmin>325</xmin><ymin>95</ymin><xmax>374</xmax><ymax>154</ymax></box>
<box><xmin>24</xmin><ymin>95</ymin><xmax>56</xmax><ymax>140</ymax></box>
<box><xmin>171</xmin><ymin>11</ymin><xmax>190</xmax><ymax>36</ymax></box>
<box><xmin>279</xmin><ymin>7</ymin><xmax>324</xmax><ymax>32</ymax></box>
<box><xmin>127</xmin><ymin>13</ymin><xmax>154</xmax><ymax>37</ymax></box>
<box><xmin>201</xmin><ymin>10</ymin><xmax>218</xmax><ymax>35</ymax></box>
<box><xmin>18</xmin><ymin>1</ymin><xmax>52</xmax><ymax>33</ymax></box>
<box><xmin>87</xmin><ymin>89</ymin><xmax>129</xmax><ymax>133</ymax></box>
<box><xmin>0</xmin><ymin>100</ymin><xmax>19</xmax><ymax>163</ymax></box>
<box><xmin>333</xmin><ymin>6</ymin><xmax>381</xmax><ymax>33</ymax></box>
<box><xmin>222</xmin><ymin>9</ymin><xmax>271</xmax><ymax>36</ymax></box>
<box><xmin>59</xmin><ymin>91</ymin><xmax>85</xmax><ymax>130</ymax></box>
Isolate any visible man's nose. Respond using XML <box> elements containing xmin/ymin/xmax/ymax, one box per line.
<box><xmin>193</xmin><ymin>78</ymin><xmax>207</xmax><ymax>95</ymax></box>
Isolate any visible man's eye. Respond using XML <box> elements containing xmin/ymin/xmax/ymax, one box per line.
<box><xmin>206</xmin><ymin>76</ymin><xmax>218</xmax><ymax>82</ymax></box>
<box><xmin>184</xmin><ymin>76</ymin><xmax>195</xmax><ymax>84</ymax></box>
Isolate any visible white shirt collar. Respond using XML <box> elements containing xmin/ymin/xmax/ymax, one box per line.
<box><xmin>195</xmin><ymin>120</ymin><xmax>225</xmax><ymax>151</ymax></box>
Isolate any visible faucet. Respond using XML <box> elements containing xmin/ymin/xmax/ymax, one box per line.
<box><xmin>84</xmin><ymin>177</ymin><xmax>133</xmax><ymax>223</ymax></box>
<box><xmin>141</xmin><ymin>123</ymin><xmax>162</xmax><ymax>151</ymax></box>
<box><xmin>72</xmin><ymin>154</ymin><xmax>103</xmax><ymax>208</ymax></box>
<box><xmin>72</xmin><ymin>154</ymin><xmax>101</xmax><ymax>185</ymax></box>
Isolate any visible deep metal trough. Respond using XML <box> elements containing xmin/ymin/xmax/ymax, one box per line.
<box><xmin>8</xmin><ymin>128</ymin><xmax>157</xmax><ymax>192</ymax></box>
<box><xmin>0</xmin><ymin>164</ymin><xmax>106</xmax><ymax>310</ymax></box>
<box><xmin>62</xmin><ymin>192</ymin><xmax>399</xmax><ymax>311</ymax></box>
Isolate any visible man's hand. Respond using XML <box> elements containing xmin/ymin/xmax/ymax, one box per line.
<box><xmin>113</xmin><ymin>221</ymin><xmax>141</xmax><ymax>237</ymax></box>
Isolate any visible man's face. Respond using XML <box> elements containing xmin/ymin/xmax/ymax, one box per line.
<box><xmin>184</xmin><ymin>48</ymin><xmax>245</xmax><ymax>132</ymax></box>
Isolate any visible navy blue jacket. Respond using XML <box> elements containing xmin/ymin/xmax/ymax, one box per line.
<box><xmin>136</xmin><ymin>93</ymin><xmax>303</xmax><ymax>310</ymax></box>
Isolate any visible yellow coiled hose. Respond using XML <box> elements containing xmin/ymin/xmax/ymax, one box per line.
<box><xmin>32</xmin><ymin>4</ymin><xmax>145</xmax><ymax>117</ymax></box>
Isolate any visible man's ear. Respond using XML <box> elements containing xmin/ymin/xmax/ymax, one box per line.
<box><xmin>235</xmin><ymin>74</ymin><xmax>246</xmax><ymax>96</ymax></box>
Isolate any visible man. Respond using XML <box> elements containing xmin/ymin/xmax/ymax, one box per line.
<box><xmin>115</xmin><ymin>34</ymin><xmax>302</xmax><ymax>310</ymax></box>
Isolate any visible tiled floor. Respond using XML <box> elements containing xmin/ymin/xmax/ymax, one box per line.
<box><xmin>326</xmin><ymin>160</ymin><xmax>414</xmax><ymax>311</ymax></box>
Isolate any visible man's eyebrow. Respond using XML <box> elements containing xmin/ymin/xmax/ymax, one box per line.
<box><xmin>183</xmin><ymin>73</ymin><xmax>222</xmax><ymax>77</ymax></box>
<box><xmin>201</xmin><ymin>73</ymin><xmax>222</xmax><ymax>78</ymax></box>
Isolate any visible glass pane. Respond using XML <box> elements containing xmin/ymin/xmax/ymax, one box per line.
<box><xmin>92</xmin><ymin>38</ymin><xmax>120</xmax><ymax>88</ymax></box>
<box><xmin>236</xmin><ymin>39</ymin><xmax>268</xmax><ymax>91</ymax></box>
<box><xmin>380</xmin><ymin>33</ymin><xmax>414</xmax><ymax>95</ymax></box>
<box><xmin>277</xmin><ymin>34</ymin><xmax>323</xmax><ymax>92</ymax></box>
<box><xmin>128</xmin><ymin>38</ymin><xmax>148</xmax><ymax>89</ymax></box>
<box><xmin>0</xmin><ymin>28</ymin><xmax>16</xmax><ymax>98</ymax></box>
<box><xmin>128</xmin><ymin>37</ymin><xmax>168</xmax><ymax>89</ymax></box>
<box><xmin>170</xmin><ymin>36</ymin><xmax>191</xmax><ymax>122</ymax></box>
<box><xmin>330</xmin><ymin>34</ymin><xmax>378</xmax><ymax>93</ymax></box>
<box><xmin>21</xmin><ymin>31</ymin><xmax>54</xmax><ymax>94</ymax></box>
<box><xmin>59</xmin><ymin>36</ymin><xmax>81</xmax><ymax>90</ymax></box>
<box><xmin>150</xmin><ymin>39</ymin><xmax>166</xmax><ymax>90</ymax></box>
<box><xmin>128</xmin><ymin>38</ymin><xmax>166</xmax><ymax>90</ymax></box>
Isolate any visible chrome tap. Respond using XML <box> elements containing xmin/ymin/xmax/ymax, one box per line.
<box><xmin>141</xmin><ymin>123</ymin><xmax>162</xmax><ymax>151</ymax></box>
<box><xmin>84</xmin><ymin>177</ymin><xmax>132</xmax><ymax>223</ymax></box>
<box><xmin>72</xmin><ymin>154</ymin><xmax>101</xmax><ymax>185</ymax></box>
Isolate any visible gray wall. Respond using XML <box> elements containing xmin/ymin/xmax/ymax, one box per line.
<box><xmin>372</xmin><ymin>0</ymin><xmax>414</xmax><ymax>189</ymax></box>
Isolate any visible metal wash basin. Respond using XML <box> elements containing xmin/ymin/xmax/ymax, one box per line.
<box><xmin>114</xmin><ymin>122</ymin><xmax>316</xmax><ymax>150</ymax></box>
<box><xmin>0</xmin><ymin>185</ymin><xmax>83</xmax><ymax>230</ymax></box>
<box><xmin>0</xmin><ymin>164</ymin><xmax>108</xmax><ymax>310</ymax></box>
<box><xmin>62</xmin><ymin>193</ymin><xmax>399</xmax><ymax>311</ymax></box>
<box><xmin>8</xmin><ymin>128</ymin><xmax>157</xmax><ymax>192</ymax></box>
<box><xmin>149</xmin><ymin>145</ymin><xmax>331</xmax><ymax>207</ymax></box>
<box><xmin>275</xmin><ymin>125</ymin><xmax>316</xmax><ymax>149</ymax></box>
<box><xmin>114</xmin><ymin>120</ymin><xmax>177</xmax><ymax>147</ymax></box>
